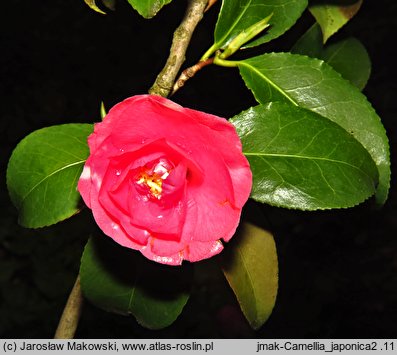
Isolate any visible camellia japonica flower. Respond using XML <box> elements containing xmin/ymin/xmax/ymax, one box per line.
<box><xmin>78</xmin><ymin>95</ymin><xmax>252</xmax><ymax>265</ymax></box>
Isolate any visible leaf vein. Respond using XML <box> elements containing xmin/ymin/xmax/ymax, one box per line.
<box><xmin>20</xmin><ymin>160</ymin><xmax>85</xmax><ymax>203</ymax></box>
<box><xmin>245</xmin><ymin>152</ymin><xmax>372</xmax><ymax>180</ymax></box>
<box><xmin>239</xmin><ymin>61</ymin><xmax>298</xmax><ymax>106</ymax></box>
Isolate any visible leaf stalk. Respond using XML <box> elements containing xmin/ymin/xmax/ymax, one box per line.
<box><xmin>213</xmin><ymin>55</ymin><xmax>239</xmax><ymax>68</ymax></box>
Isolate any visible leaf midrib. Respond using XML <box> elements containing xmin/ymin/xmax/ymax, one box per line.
<box><xmin>20</xmin><ymin>160</ymin><xmax>86</xmax><ymax>204</ymax></box>
<box><xmin>237</xmin><ymin>248</ymin><xmax>259</xmax><ymax>326</ymax></box>
<box><xmin>127</xmin><ymin>259</ymin><xmax>142</xmax><ymax>313</ymax></box>
<box><xmin>244</xmin><ymin>152</ymin><xmax>372</xmax><ymax>179</ymax></box>
<box><xmin>238</xmin><ymin>61</ymin><xmax>298</xmax><ymax>106</ymax></box>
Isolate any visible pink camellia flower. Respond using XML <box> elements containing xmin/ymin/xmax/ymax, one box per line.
<box><xmin>78</xmin><ymin>95</ymin><xmax>252</xmax><ymax>265</ymax></box>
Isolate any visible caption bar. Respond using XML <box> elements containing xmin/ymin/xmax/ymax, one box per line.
<box><xmin>1</xmin><ymin>339</ymin><xmax>395</xmax><ymax>354</ymax></box>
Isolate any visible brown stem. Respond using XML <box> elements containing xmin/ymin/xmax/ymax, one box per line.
<box><xmin>54</xmin><ymin>275</ymin><xmax>84</xmax><ymax>339</ymax></box>
<box><xmin>149</xmin><ymin>0</ymin><xmax>208</xmax><ymax>98</ymax></box>
<box><xmin>171</xmin><ymin>57</ymin><xmax>214</xmax><ymax>96</ymax></box>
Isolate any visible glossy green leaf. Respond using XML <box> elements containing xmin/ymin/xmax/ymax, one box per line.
<box><xmin>80</xmin><ymin>236</ymin><xmax>191</xmax><ymax>329</ymax></box>
<box><xmin>309</xmin><ymin>0</ymin><xmax>363</xmax><ymax>43</ymax></box>
<box><xmin>231</xmin><ymin>102</ymin><xmax>378</xmax><ymax>209</ymax></box>
<box><xmin>220</xmin><ymin>222</ymin><xmax>278</xmax><ymax>330</ymax></box>
<box><xmin>126</xmin><ymin>0</ymin><xmax>173</xmax><ymax>18</ymax></box>
<box><xmin>236</xmin><ymin>52</ymin><xmax>390</xmax><ymax>204</ymax></box>
<box><xmin>292</xmin><ymin>24</ymin><xmax>371</xmax><ymax>90</ymax></box>
<box><xmin>7</xmin><ymin>124</ymin><xmax>93</xmax><ymax>228</ymax></box>
<box><xmin>203</xmin><ymin>0</ymin><xmax>307</xmax><ymax>59</ymax></box>
<box><xmin>321</xmin><ymin>37</ymin><xmax>371</xmax><ymax>91</ymax></box>
<box><xmin>84</xmin><ymin>0</ymin><xmax>106</xmax><ymax>14</ymax></box>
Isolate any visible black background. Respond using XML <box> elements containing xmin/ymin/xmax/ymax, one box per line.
<box><xmin>1</xmin><ymin>0</ymin><xmax>396</xmax><ymax>338</ymax></box>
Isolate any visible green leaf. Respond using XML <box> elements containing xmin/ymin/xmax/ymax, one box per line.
<box><xmin>309</xmin><ymin>0</ymin><xmax>363</xmax><ymax>43</ymax></box>
<box><xmin>231</xmin><ymin>102</ymin><xmax>378</xmax><ymax>209</ymax></box>
<box><xmin>321</xmin><ymin>37</ymin><xmax>371</xmax><ymax>91</ymax></box>
<box><xmin>219</xmin><ymin>14</ymin><xmax>273</xmax><ymax>59</ymax></box>
<box><xmin>126</xmin><ymin>0</ymin><xmax>173</xmax><ymax>18</ymax></box>
<box><xmin>84</xmin><ymin>0</ymin><xmax>107</xmax><ymax>14</ymax></box>
<box><xmin>7</xmin><ymin>124</ymin><xmax>93</xmax><ymax>228</ymax></box>
<box><xmin>236</xmin><ymin>52</ymin><xmax>390</xmax><ymax>204</ymax></box>
<box><xmin>80</xmin><ymin>236</ymin><xmax>191</xmax><ymax>329</ymax></box>
<box><xmin>291</xmin><ymin>23</ymin><xmax>323</xmax><ymax>58</ymax></box>
<box><xmin>203</xmin><ymin>0</ymin><xmax>307</xmax><ymax>59</ymax></box>
<box><xmin>220</xmin><ymin>222</ymin><xmax>278</xmax><ymax>330</ymax></box>
<box><xmin>292</xmin><ymin>24</ymin><xmax>371</xmax><ymax>90</ymax></box>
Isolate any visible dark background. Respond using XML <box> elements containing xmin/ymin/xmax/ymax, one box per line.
<box><xmin>1</xmin><ymin>0</ymin><xmax>396</xmax><ymax>338</ymax></box>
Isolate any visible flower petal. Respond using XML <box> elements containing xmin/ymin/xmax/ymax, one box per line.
<box><xmin>78</xmin><ymin>95</ymin><xmax>253</xmax><ymax>265</ymax></box>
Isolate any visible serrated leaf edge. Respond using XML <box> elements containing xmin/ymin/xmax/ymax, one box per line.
<box><xmin>237</xmin><ymin>52</ymin><xmax>390</xmax><ymax>204</ymax></box>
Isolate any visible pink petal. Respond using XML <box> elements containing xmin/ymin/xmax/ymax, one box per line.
<box><xmin>77</xmin><ymin>95</ymin><xmax>253</xmax><ymax>265</ymax></box>
<box><xmin>89</xmin><ymin>189</ymin><xmax>146</xmax><ymax>250</ymax></box>
<box><xmin>78</xmin><ymin>163</ymin><xmax>92</xmax><ymax>208</ymax></box>
<box><xmin>224</xmin><ymin>159</ymin><xmax>253</xmax><ymax>208</ymax></box>
<box><xmin>127</xmin><ymin>180</ymin><xmax>187</xmax><ymax>239</ymax></box>
<box><xmin>183</xmin><ymin>191</ymin><xmax>241</xmax><ymax>243</ymax></box>
<box><xmin>184</xmin><ymin>240</ymin><xmax>224</xmax><ymax>262</ymax></box>
<box><xmin>141</xmin><ymin>242</ymin><xmax>184</xmax><ymax>266</ymax></box>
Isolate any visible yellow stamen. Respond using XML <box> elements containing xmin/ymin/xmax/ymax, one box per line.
<box><xmin>136</xmin><ymin>159</ymin><xmax>172</xmax><ymax>199</ymax></box>
<box><xmin>137</xmin><ymin>172</ymin><xmax>163</xmax><ymax>199</ymax></box>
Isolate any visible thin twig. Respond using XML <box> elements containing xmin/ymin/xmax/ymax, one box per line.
<box><xmin>171</xmin><ymin>57</ymin><xmax>214</xmax><ymax>96</ymax></box>
<box><xmin>149</xmin><ymin>0</ymin><xmax>208</xmax><ymax>97</ymax></box>
<box><xmin>54</xmin><ymin>275</ymin><xmax>84</xmax><ymax>339</ymax></box>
